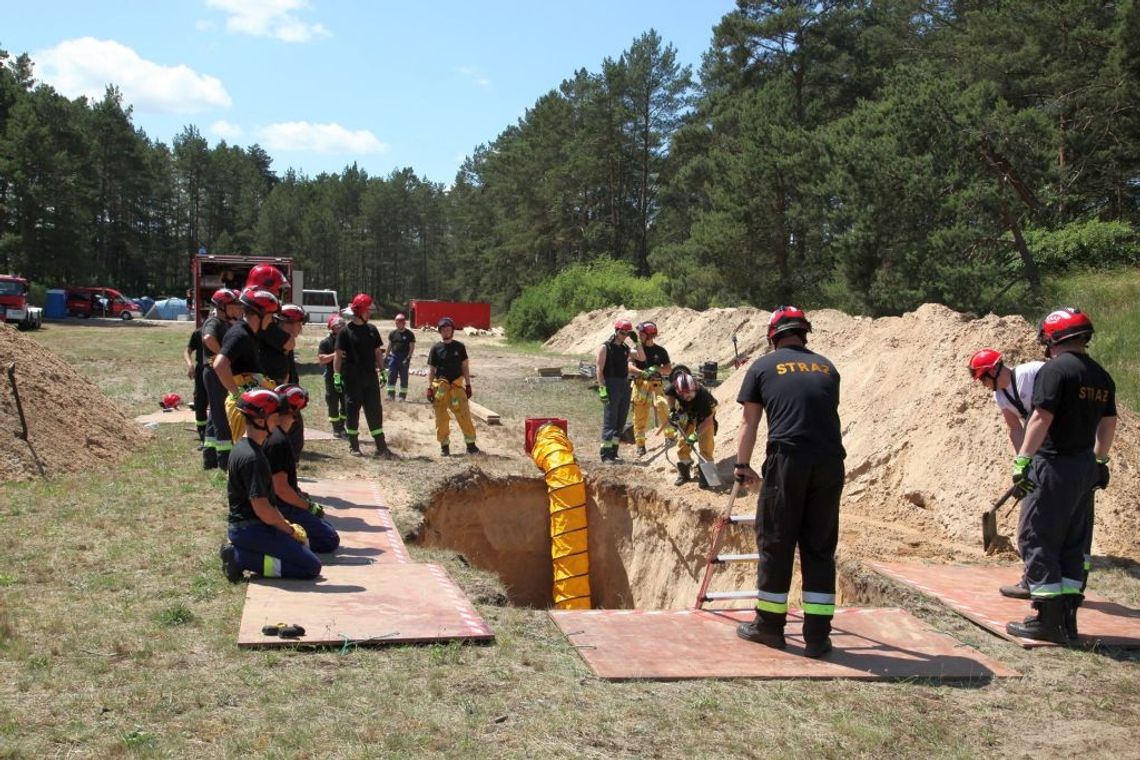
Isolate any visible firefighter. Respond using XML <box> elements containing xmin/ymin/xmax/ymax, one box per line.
<box><xmin>426</xmin><ymin>316</ymin><xmax>479</xmax><ymax>456</ymax></box>
<box><xmin>317</xmin><ymin>315</ymin><xmax>346</xmax><ymax>437</ymax></box>
<box><xmin>265</xmin><ymin>384</ymin><xmax>340</xmax><ymax>553</ymax></box>
<box><xmin>200</xmin><ymin>289</ymin><xmax>240</xmax><ymax>469</ymax></box>
<box><xmin>968</xmin><ymin>347</ymin><xmax>1045</xmax><ymax>599</ymax></box>
<box><xmin>333</xmin><ymin>293</ymin><xmax>394</xmax><ymax>458</ymax></box>
<box><xmin>734</xmin><ymin>306</ymin><xmax>845</xmax><ymax>659</ymax></box>
<box><xmin>665</xmin><ymin>370</ymin><xmax>718</xmax><ymax>488</ymax></box>
<box><xmin>214</xmin><ymin>288</ymin><xmax>279</xmax><ymax>445</ymax></box>
<box><xmin>218</xmin><ymin>388</ymin><xmax>321</xmax><ymax>583</ymax></box>
<box><xmin>1006</xmin><ymin>308</ymin><xmax>1116</xmax><ymax>645</ymax></box>
<box><xmin>629</xmin><ymin>321</ymin><xmax>672</xmax><ymax>457</ymax></box>
<box><xmin>386</xmin><ymin>312</ymin><xmax>416</xmax><ymax>401</ymax></box>
<box><xmin>595</xmin><ymin>318</ymin><xmax>645</xmax><ymax>463</ymax></box>
<box><xmin>274</xmin><ymin>303</ymin><xmax>306</xmax><ymax>460</ymax></box>
<box><xmin>184</xmin><ymin>326</ymin><xmax>208</xmax><ymax>447</ymax></box>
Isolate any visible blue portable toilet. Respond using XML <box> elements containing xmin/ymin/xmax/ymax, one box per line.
<box><xmin>44</xmin><ymin>289</ymin><xmax>67</xmax><ymax>319</ymax></box>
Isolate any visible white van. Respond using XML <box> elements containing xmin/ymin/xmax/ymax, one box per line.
<box><xmin>301</xmin><ymin>289</ymin><xmax>341</xmax><ymax>324</ymax></box>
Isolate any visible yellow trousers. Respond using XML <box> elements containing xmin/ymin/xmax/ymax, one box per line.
<box><xmin>432</xmin><ymin>378</ymin><xmax>476</xmax><ymax>445</ymax></box>
<box><xmin>677</xmin><ymin>417</ymin><xmax>715</xmax><ymax>463</ymax></box>
<box><xmin>224</xmin><ymin>374</ymin><xmax>275</xmax><ymax>442</ymax></box>
<box><xmin>631</xmin><ymin>378</ymin><xmax>670</xmax><ymax>446</ymax></box>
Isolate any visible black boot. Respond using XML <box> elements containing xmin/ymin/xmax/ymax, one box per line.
<box><xmin>736</xmin><ymin>613</ymin><xmax>786</xmax><ymax>649</ymax></box>
<box><xmin>441</xmin><ymin>444</ymin><xmax>450</xmax><ymax>457</ymax></box>
<box><xmin>674</xmin><ymin>462</ymin><xmax>691</xmax><ymax>486</ymax></box>
<box><xmin>219</xmin><ymin>544</ymin><xmax>242</xmax><ymax>583</ymax></box>
<box><xmin>636</xmin><ymin>445</ymin><xmax>647</xmax><ymax>457</ymax></box>
<box><xmin>217</xmin><ymin>451</ymin><xmax>229</xmax><ymax>472</ymax></box>
<box><xmin>999</xmin><ymin>580</ymin><xmax>1030</xmax><ymax>599</ymax></box>
<box><xmin>332</xmin><ymin>420</ymin><xmax>345</xmax><ymax>439</ymax></box>
<box><xmin>202</xmin><ymin>447</ymin><xmax>218</xmax><ymax>470</ymax></box>
<box><xmin>466</xmin><ymin>441</ymin><xmax>480</xmax><ymax>455</ymax></box>
<box><xmin>374</xmin><ymin>436</ymin><xmax>395</xmax><ymax>459</ymax></box>
<box><xmin>1064</xmin><ymin>594</ymin><xmax>1082</xmax><ymax>642</ymax></box>
<box><xmin>1006</xmin><ymin>597</ymin><xmax>1070</xmax><ymax>644</ymax></box>
<box><xmin>348</xmin><ymin>435</ymin><xmax>363</xmax><ymax>457</ymax></box>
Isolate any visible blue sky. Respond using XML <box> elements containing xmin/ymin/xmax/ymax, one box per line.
<box><xmin>5</xmin><ymin>0</ymin><xmax>737</xmax><ymax>184</ymax></box>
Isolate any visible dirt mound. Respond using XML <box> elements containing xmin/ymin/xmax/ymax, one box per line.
<box><xmin>549</xmin><ymin>303</ymin><xmax>1139</xmax><ymax>562</ymax></box>
<box><xmin>0</xmin><ymin>324</ymin><xmax>142</xmax><ymax>483</ymax></box>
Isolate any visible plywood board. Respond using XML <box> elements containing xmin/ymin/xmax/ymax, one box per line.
<box><xmin>301</xmin><ymin>478</ymin><xmax>410</xmax><ymax>564</ymax></box>
<box><xmin>871</xmin><ymin>562</ymin><xmax>1140</xmax><ymax>649</ymax></box>
<box><xmin>134</xmin><ymin>408</ymin><xmax>196</xmax><ymax>424</ymax></box>
<box><xmin>549</xmin><ymin>608</ymin><xmax>1017</xmax><ymax>681</ymax></box>
<box><xmin>238</xmin><ymin>563</ymin><xmax>493</xmax><ymax>647</ymax></box>
<box><xmin>468</xmin><ymin>401</ymin><xmax>500</xmax><ymax>425</ymax></box>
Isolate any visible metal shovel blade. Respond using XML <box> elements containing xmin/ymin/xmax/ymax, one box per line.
<box><xmin>982</xmin><ymin>485</ymin><xmax>1019</xmax><ymax>553</ymax></box>
<box><xmin>693</xmin><ymin>450</ymin><xmax>722</xmax><ymax>488</ymax></box>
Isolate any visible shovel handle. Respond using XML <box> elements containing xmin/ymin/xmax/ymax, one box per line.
<box><xmin>988</xmin><ymin>484</ymin><xmax>1019</xmax><ymax>516</ymax></box>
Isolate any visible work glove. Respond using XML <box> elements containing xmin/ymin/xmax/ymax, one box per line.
<box><xmin>598</xmin><ymin>386</ymin><xmax>609</xmax><ymax>405</ymax></box>
<box><xmin>1012</xmin><ymin>455</ymin><xmax>1036</xmax><ymax>498</ymax></box>
<box><xmin>288</xmin><ymin>522</ymin><xmax>308</xmax><ymax>544</ymax></box>
<box><xmin>465</xmin><ymin>383</ymin><xmax>472</xmax><ymax>399</ymax></box>
<box><xmin>629</xmin><ymin>331</ymin><xmax>639</xmax><ymax>344</ymax></box>
<box><xmin>1096</xmin><ymin>457</ymin><xmax>1110</xmax><ymax>490</ymax></box>
<box><xmin>668</xmin><ymin>411</ymin><xmax>683</xmax><ymax>427</ymax></box>
<box><xmin>379</xmin><ymin>368</ymin><xmax>389</xmax><ymax>384</ymax></box>
<box><xmin>333</xmin><ymin>372</ymin><xmax>343</xmax><ymax>393</ymax></box>
<box><xmin>685</xmin><ymin>432</ymin><xmax>699</xmax><ymax>445</ymax></box>
<box><xmin>307</xmin><ymin>501</ymin><xmax>326</xmax><ymax>518</ymax></box>
<box><xmin>426</xmin><ymin>386</ymin><xmax>435</xmax><ymax>402</ymax></box>
<box><xmin>640</xmin><ymin>365</ymin><xmax>659</xmax><ymax>380</ymax></box>
<box><xmin>228</xmin><ymin>390</ymin><xmax>241</xmax><ymax>403</ymax></box>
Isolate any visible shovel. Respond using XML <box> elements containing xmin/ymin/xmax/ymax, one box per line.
<box><xmin>691</xmin><ymin>446</ymin><xmax>722</xmax><ymax>489</ymax></box>
<box><xmin>981</xmin><ymin>484</ymin><xmax>1020</xmax><ymax>554</ymax></box>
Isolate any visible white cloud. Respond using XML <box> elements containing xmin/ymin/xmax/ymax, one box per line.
<box><xmin>206</xmin><ymin>0</ymin><xmax>331</xmax><ymax>43</ymax></box>
<box><xmin>456</xmin><ymin>65</ymin><xmax>492</xmax><ymax>88</ymax></box>
<box><xmin>210</xmin><ymin>120</ymin><xmax>244</xmax><ymax>140</ymax></box>
<box><xmin>34</xmin><ymin>38</ymin><xmax>231</xmax><ymax>114</ymax></box>
<box><xmin>257</xmin><ymin>122</ymin><xmax>388</xmax><ymax>154</ymax></box>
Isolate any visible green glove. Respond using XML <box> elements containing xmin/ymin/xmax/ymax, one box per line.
<box><xmin>1012</xmin><ymin>455</ymin><xmax>1035</xmax><ymax>497</ymax></box>
<box><xmin>308</xmin><ymin>501</ymin><xmax>325</xmax><ymax>518</ymax></box>
<box><xmin>686</xmin><ymin>432</ymin><xmax>698</xmax><ymax>445</ymax></box>
<box><xmin>379</xmin><ymin>368</ymin><xmax>389</xmax><ymax>384</ymax></box>
<box><xmin>333</xmin><ymin>372</ymin><xmax>343</xmax><ymax>393</ymax></box>
<box><xmin>598</xmin><ymin>386</ymin><xmax>609</xmax><ymax>404</ymax></box>
<box><xmin>641</xmin><ymin>365</ymin><xmax>659</xmax><ymax>380</ymax></box>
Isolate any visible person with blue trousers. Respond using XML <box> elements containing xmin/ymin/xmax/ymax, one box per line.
<box><xmin>594</xmin><ymin>317</ymin><xmax>645</xmax><ymax>463</ymax></box>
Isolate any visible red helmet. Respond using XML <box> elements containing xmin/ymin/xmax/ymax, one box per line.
<box><xmin>274</xmin><ymin>383</ymin><xmax>309</xmax><ymax>413</ymax></box>
<box><xmin>246</xmin><ymin>264</ymin><xmax>287</xmax><ymax>294</ymax></box>
<box><xmin>438</xmin><ymin>316</ymin><xmax>455</xmax><ymax>331</ymax></box>
<box><xmin>349</xmin><ymin>293</ymin><xmax>373</xmax><ymax>317</ymax></box>
<box><xmin>239</xmin><ymin>288</ymin><xmax>279</xmax><ymax>317</ymax></box>
<box><xmin>395</xmin><ymin>312</ymin><xmax>407</xmax><ymax>323</ymax></box>
<box><xmin>767</xmin><ymin>306</ymin><xmax>812</xmax><ymax>341</ymax></box>
<box><xmin>673</xmin><ymin>372</ymin><xmax>697</xmax><ymax>395</ymax></box>
<box><xmin>1038</xmin><ymin>307</ymin><xmax>1094</xmax><ymax>346</ymax></box>
<box><xmin>614</xmin><ymin>318</ymin><xmax>633</xmax><ymax>332</ymax></box>
<box><xmin>160</xmin><ymin>392</ymin><xmax>182</xmax><ymax>410</ymax></box>
<box><xmin>636</xmin><ymin>321</ymin><xmax>658</xmax><ymax>338</ymax></box>
<box><xmin>968</xmin><ymin>348</ymin><xmax>1003</xmax><ymax>380</ymax></box>
<box><xmin>236</xmin><ymin>388</ymin><xmax>281</xmax><ymax>420</ymax></box>
<box><xmin>326</xmin><ymin>314</ymin><xmax>344</xmax><ymax>331</ymax></box>
<box><xmin>277</xmin><ymin>304</ymin><xmax>307</xmax><ymax>323</ymax></box>
<box><xmin>210</xmin><ymin>288</ymin><xmax>237</xmax><ymax>308</ymax></box>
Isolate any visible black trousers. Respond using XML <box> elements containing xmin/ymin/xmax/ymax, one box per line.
<box><xmin>203</xmin><ymin>366</ymin><xmax>233</xmax><ymax>452</ymax></box>
<box><xmin>345</xmin><ymin>376</ymin><xmax>384</xmax><ymax>439</ymax></box>
<box><xmin>192</xmin><ymin>364</ymin><xmax>208</xmax><ymax>438</ymax></box>
<box><xmin>324</xmin><ymin>378</ymin><xmax>344</xmax><ymax>423</ymax></box>
<box><xmin>1017</xmin><ymin>453</ymin><xmax>1096</xmax><ymax>598</ymax></box>
<box><xmin>754</xmin><ymin>450</ymin><xmax>844</xmax><ymax>642</ymax></box>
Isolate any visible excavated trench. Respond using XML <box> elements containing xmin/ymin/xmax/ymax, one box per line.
<box><xmin>412</xmin><ymin>471</ymin><xmax>871</xmax><ymax>610</ymax></box>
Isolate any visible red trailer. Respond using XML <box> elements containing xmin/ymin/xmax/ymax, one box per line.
<box><xmin>408</xmin><ymin>300</ymin><xmax>491</xmax><ymax>330</ymax></box>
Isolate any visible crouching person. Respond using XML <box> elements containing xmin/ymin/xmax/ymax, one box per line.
<box><xmin>219</xmin><ymin>388</ymin><xmax>321</xmax><ymax>582</ymax></box>
<box><xmin>266</xmin><ymin>384</ymin><xmax>340</xmax><ymax>554</ymax></box>
<box><xmin>666</xmin><ymin>370</ymin><xmax>718</xmax><ymax>488</ymax></box>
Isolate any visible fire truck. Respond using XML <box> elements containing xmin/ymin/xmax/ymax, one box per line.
<box><xmin>0</xmin><ymin>274</ymin><xmax>44</xmax><ymax>330</ymax></box>
<box><xmin>190</xmin><ymin>254</ymin><xmax>302</xmax><ymax>327</ymax></box>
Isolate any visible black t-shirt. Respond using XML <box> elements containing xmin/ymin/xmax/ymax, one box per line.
<box><xmin>1032</xmin><ymin>351</ymin><xmax>1117</xmax><ymax>456</ymax></box>
<box><xmin>665</xmin><ymin>384</ymin><xmax>718</xmax><ymax>424</ymax></box>
<box><xmin>200</xmin><ymin>316</ymin><xmax>229</xmax><ymax>361</ymax></box>
<box><xmin>259</xmin><ymin>322</ymin><xmax>292</xmax><ymax>383</ymax></box>
<box><xmin>633</xmin><ymin>344</ymin><xmax>670</xmax><ymax>374</ymax></box>
<box><xmin>218</xmin><ymin>321</ymin><xmax>262</xmax><ymax>377</ymax></box>
<box><xmin>336</xmin><ymin>322</ymin><xmax>384</xmax><ymax>378</ymax></box>
<box><xmin>226</xmin><ymin>437</ymin><xmax>272</xmax><ymax>524</ymax></box>
<box><xmin>264</xmin><ymin>427</ymin><xmax>299</xmax><ymax>492</ymax></box>
<box><xmin>601</xmin><ymin>340</ymin><xmax>631</xmax><ymax>379</ymax></box>
<box><xmin>388</xmin><ymin>328</ymin><xmax>416</xmax><ymax>358</ymax></box>
<box><xmin>187</xmin><ymin>329</ymin><xmax>204</xmax><ymax>369</ymax></box>
<box><xmin>318</xmin><ymin>334</ymin><xmax>337</xmax><ymax>382</ymax></box>
<box><xmin>737</xmin><ymin>345</ymin><xmax>845</xmax><ymax>460</ymax></box>
<box><xmin>428</xmin><ymin>340</ymin><xmax>468</xmax><ymax>382</ymax></box>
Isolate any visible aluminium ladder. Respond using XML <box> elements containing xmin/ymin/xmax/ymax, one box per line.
<box><xmin>693</xmin><ymin>480</ymin><xmax>763</xmax><ymax>609</ymax></box>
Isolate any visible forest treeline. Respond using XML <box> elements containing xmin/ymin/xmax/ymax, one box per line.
<box><xmin>1</xmin><ymin>1</ymin><xmax>1138</xmax><ymax>329</ymax></box>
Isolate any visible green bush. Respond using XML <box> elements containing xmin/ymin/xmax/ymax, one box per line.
<box><xmin>1024</xmin><ymin>220</ymin><xmax>1139</xmax><ymax>273</ymax></box>
<box><xmin>505</xmin><ymin>260</ymin><xmax>669</xmax><ymax>341</ymax></box>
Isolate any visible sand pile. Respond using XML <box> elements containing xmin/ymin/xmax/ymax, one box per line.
<box><xmin>549</xmin><ymin>304</ymin><xmax>1139</xmax><ymax>561</ymax></box>
<box><xmin>0</xmin><ymin>324</ymin><xmax>142</xmax><ymax>483</ymax></box>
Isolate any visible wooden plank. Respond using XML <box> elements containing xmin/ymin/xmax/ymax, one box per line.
<box><xmin>468</xmin><ymin>400</ymin><xmax>501</xmax><ymax>425</ymax></box>
<box><xmin>549</xmin><ymin>608</ymin><xmax>1018</xmax><ymax>681</ymax></box>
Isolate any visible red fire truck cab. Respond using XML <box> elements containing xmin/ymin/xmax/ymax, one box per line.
<box><xmin>0</xmin><ymin>274</ymin><xmax>43</xmax><ymax>329</ymax></box>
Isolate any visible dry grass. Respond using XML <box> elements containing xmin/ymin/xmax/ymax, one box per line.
<box><xmin>0</xmin><ymin>320</ymin><xmax>1137</xmax><ymax>758</ymax></box>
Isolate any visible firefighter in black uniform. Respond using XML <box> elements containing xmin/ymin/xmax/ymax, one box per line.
<box><xmin>595</xmin><ymin>318</ymin><xmax>645</xmax><ymax>462</ymax></box>
<box><xmin>734</xmin><ymin>306</ymin><xmax>845</xmax><ymax>659</ymax></box>
<box><xmin>317</xmin><ymin>315</ymin><xmax>346</xmax><ymax>437</ymax></box>
<box><xmin>1006</xmin><ymin>308</ymin><xmax>1116</xmax><ymax>644</ymax></box>
<box><xmin>664</xmin><ymin>370</ymin><xmax>718</xmax><ymax>487</ymax></box>
<box><xmin>629</xmin><ymin>321</ymin><xmax>672</xmax><ymax>457</ymax></box>
<box><xmin>426</xmin><ymin>316</ymin><xmax>479</xmax><ymax>456</ymax></box>
<box><xmin>201</xmin><ymin>289</ymin><xmax>240</xmax><ymax>469</ymax></box>
<box><xmin>386</xmin><ymin>312</ymin><xmax>416</xmax><ymax>401</ymax></box>
<box><xmin>184</xmin><ymin>326</ymin><xmax>208</xmax><ymax>446</ymax></box>
<box><xmin>333</xmin><ymin>293</ymin><xmax>394</xmax><ymax>458</ymax></box>
<box><xmin>218</xmin><ymin>388</ymin><xmax>321</xmax><ymax>582</ymax></box>
<box><xmin>214</xmin><ymin>288</ymin><xmax>278</xmax><ymax>445</ymax></box>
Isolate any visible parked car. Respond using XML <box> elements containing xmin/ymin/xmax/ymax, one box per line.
<box><xmin>66</xmin><ymin>287</ymin><xmax>144</xmax><ymax>320</ymax></box>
